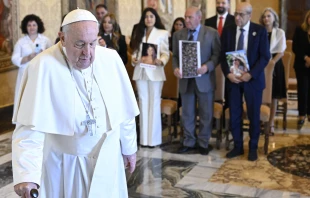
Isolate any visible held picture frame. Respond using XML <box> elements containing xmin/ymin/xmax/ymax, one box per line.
<box><xmin>179</xmin><ymin>40</ymin><xmax>201</xmax><ymax>78</ymax></box>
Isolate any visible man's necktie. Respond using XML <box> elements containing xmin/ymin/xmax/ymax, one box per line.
<box><xmin>188</xmin><ymin>29</ymin><xmax>196</xmax><ymax>41</ymax></box>
<box><xmin>237</xmin><ymin>28</ymin><xmax>244</xmax><ymax>50</ymax></box>
<box><xmin>218</xmin><ymin>16</ymin><xmax>223</xmax><ymax>36</ymax></box>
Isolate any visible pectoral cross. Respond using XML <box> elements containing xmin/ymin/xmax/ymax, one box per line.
<box><xmin>82</xmin><ymin>114</ymin><xmax>96</xmax><ymax>136</ymax></box>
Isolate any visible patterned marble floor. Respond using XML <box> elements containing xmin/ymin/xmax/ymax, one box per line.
<box><xmin>1</xmin><ymin>103</ymin><xmax>310</xmax><ymax>197</ymax></box>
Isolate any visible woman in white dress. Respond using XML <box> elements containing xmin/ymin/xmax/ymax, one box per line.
<box><xmin>11</xmin><ymin>14</ymin><xmax>52</xmax><ymax>112</ymax></box>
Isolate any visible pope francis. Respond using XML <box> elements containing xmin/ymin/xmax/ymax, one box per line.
<box><xmin>12</xmin><ymin>9</ymin><xmax>139</xmax><ymax>198</ymax></box>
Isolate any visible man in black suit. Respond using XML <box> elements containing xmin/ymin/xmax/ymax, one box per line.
<box><xmin>205</xmin><ymin>0</ymin><xmax>235</xmax><ymax>111</ymax></box>
<box><xmin>220</xmin><ymin>2</ymin><xmax>270</xmax><ymax>161</ymax></box>
<box><xmin>95</xmin><ymin>4</ymin><xmax>108</xmax><ymax>23</ymax></box>
<box><xmin>204</xmin><ymin>0</ymin><xmax>235</xmax><ymax>37</ymax></box>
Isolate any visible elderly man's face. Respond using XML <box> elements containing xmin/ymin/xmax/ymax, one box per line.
<box><xmin>185</xmin><ymin>8</ymin><xmax>201</xmax><ymax>30</ymax></box>
<box><xmin>96</xmin><ymin>7</ymin><xmax>108</xmax><ymax>22</ymax></box>
<box><xmin>60</xmin><ymin>21</ymin><xmax>98</xmax><ymax>70</ymax></box>
<box><xmin>234</xmin><ymin>4</ymin><xmax>251</xmax><ymax>28</ymax></box>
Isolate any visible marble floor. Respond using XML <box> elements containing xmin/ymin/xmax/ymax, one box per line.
<box><xmin>1</xmin><ymin>103</ymin><xmax>310</xmax><ymax>197</ymax></box>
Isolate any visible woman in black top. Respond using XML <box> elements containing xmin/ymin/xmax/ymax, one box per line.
<box><xmin>259</xmin><ymin>7</ymin><xmax>286</xmax><ymax>134</ymax></box>
<box><xmin>169</xmin><ymin>17</ymin><xmax>185</xmax><ymax>51</ymax></box>
<box><xmin>292</xmin><ymin>10</ymin><xmax>310</xmax><ymax>129</ymax></box>
<box><xmin>98</xmin><ymin>13</ymin><xmax>128</xmax><ymax>64</ymax></box>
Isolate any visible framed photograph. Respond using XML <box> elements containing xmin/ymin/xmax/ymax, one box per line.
<box><xmin>140</xmin><ymin>43</ymin><xmax>158</xmax><ymax>70</ymax></box>
<box><xmin>186</xmin><ymin>0</ymin><xmax>206</xmax><ymax>23</ymax></box>
<box><xmin>226</xmin><ymin>50</ymin><xmax>249</xmax><ymax>77</ymax></box>
<box><xmin>179</xmin><ymin>40</ymin><xmax>201</xmax><ymax>78</ymax></box>
<box><xmin>142</xmin><ymin>0</ymin><xmax>173</xmax><ymax>30</ymax></box>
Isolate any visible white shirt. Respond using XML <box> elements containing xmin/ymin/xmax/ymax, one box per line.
<box><xmin>216</xmin><ymin>12</ymin><xmax>229</xmax><ymax>28</ymax></box>
<box><xmin>235</xmin><ymin>21</ymin><xmax>250</xmax><ymax>52</ymax></box>
<box><xmin>11</xmin><ymin>34</ymin><xmax>52</xmax><ymax>68</ymax></box>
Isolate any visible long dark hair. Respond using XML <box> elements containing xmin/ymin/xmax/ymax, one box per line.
<box><xmin>99</xmin><ymin>13</ymin><xmax>121</xmax><ymax>50</ymax></box>
<box><xmin>143</xmin><ymin>44</ymin><xmax>157</xmax><ymax>60</ymax></box>
<box><xmin>130</xmin><ymin>8</ymin><xmax>165</xmax><ymax>52</ymax></box>
<box><xmin>170</xmin><ymin>17</ymin><xmax>185</xmax><ymax>36</ymax></box>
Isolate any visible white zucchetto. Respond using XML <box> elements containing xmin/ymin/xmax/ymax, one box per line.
<box><xmin>61</xmin><ymin>8</ymin><xmax>98</xmax><ymax>27</ymax></box>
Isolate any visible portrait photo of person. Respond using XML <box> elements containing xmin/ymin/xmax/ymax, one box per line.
<box><xmin>141</xmin><ymin>43</ymin><xmax>158</xmax><ymax>65</ymax></box>
<box><xmin>229</xmin><ymin>57</ymin><xmax>248</xmax><ymax>77</ymax></box>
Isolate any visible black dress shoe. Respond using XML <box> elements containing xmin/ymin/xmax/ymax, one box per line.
<box><xmin>248</xmin><ymin>150</ymin><xmax>258</xmax><ymax>161</ymax></box>
<box><xmin>226</xmin><ymin>148</ymin><xmax>244</xmax><ymax>159</ymax></box>
<box><xmin>177</xmin><ymin>146</ymin><xmax>194</xmax><ymax>153</ymax></box>
<box><xmin>199</xmin><ymin>145</ymin><xmax>213</xmax><ymax>155</ymax></box>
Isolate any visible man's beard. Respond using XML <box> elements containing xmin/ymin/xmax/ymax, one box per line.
<box><xmin>216</xmin><ymin>7</ymin><xmax>226</xmax><ymax>15</ymax></box>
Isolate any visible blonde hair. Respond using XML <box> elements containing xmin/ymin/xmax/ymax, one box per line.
<box><xmin>259</xmin><ymin>7</ymin><xmax>279</xmax><ymax>28</ymax></box>
<box><xmin>301</xmin><ymin>10</ymin><xmax>310</xmax><ymax>31</ymax></box>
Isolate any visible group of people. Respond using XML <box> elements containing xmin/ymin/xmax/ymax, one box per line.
<box><xmin>173</xmin><ymin>0</ymin><xmax>310</xmax><ymax>162</ymax></box>
<box><xmin>9</xmin><ymin>0</ymin><xmax>310</xmax><ymax>197</ymax></box>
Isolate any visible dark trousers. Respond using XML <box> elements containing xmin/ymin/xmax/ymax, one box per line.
<box><xmin>295</xmin><ymin>67</ymin><xmax>310</xmax><ymax>116</ymax></box>
<box><xmin>181</xmin><ymin>79</ymin><xmax>214</xmax><ymax>148</ymax></box>
<box><xmin>229</xmin><ymin>82</ymin><xmax>262</xmax><ymax>151</ymax></box>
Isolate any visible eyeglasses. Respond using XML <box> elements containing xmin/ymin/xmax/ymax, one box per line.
<box><xmin>234</xmin><ymin>12</ymin><xmax>249</xmax><ymax>18</ymax></box>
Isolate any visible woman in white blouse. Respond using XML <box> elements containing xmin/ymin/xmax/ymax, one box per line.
<box><xmin>130</xmin><ymin>7</ymin><xmax>169</xmax><ymax>147</ymax></box>
<box><xmin>11</xmin><ymin>14</ymin><xmax>52</xmax><ymax>112</ymax></box>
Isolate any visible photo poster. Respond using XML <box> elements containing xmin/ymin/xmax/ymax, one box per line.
<box><xmin>140</xmin><ymin>42</ymin><xmax>159</xmax><ymax>70</ymax></box>
<box><xmin>225</xmin><ymin>50</ymin><xmax>250</xmax><ymax>77</ymax></box>
<box><xmin>179</xmin><ymin>40</ymin><xmax>201</xmax><ymax>78</ymax></box>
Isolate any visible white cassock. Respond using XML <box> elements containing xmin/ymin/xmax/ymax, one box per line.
<box><xmin>12</xmin><ymin>42</ymin><xmax>139</xmax><ymax>198</ymax></box>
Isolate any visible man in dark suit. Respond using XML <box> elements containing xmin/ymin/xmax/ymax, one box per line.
<box><xmin>204</xmin><ymin>0</ymin><xmax>235</xmax><ymax>36</ymax></box>
<box><xmin>173</xmin><ymin>7</ymin><xmax>221</xmax><ymax>155</ymax></box>
<box><xmin>220</xmin><ymin>2</ymin><xmax>270</xmax><ymax>161</ymax></box>
<box><xmin>95</xmin><ymin>4</ymin><xmax>108</xmax><ymax>23</ymax></box>
<box><xmin>205</xmin><ymin>0</ymin><xmax>235</xmax><ymax>111</ymax></box>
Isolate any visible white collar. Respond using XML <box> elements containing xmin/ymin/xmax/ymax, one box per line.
<box><xmin>238</xmin><ymin>21</ymin><xmax>250</xmax><ymax>32</ymax></box>
<box><xmin>217</xmin><ymin>12</ymin><xmax>228</xmax><ymax>19</ymax></box>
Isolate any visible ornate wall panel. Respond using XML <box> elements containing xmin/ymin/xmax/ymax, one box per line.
<box><xmin>19</xmin><ymin>0</ymin><xmax>61</xmax><ymax>43</ymax></box>
<box><xmin>118</xmin><ymin>0</ymin><xmax>142</xmax><ymax>37</ymax></box>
